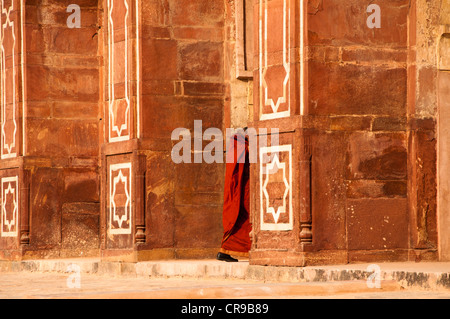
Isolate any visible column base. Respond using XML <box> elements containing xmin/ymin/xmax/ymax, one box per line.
<box><xmin>249</xmin><ymin>248</ymin><xmax>439</xmax><ymax>267</ymax></box>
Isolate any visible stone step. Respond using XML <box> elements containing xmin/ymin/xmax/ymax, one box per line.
<box><xmin>1</xmin><ymin>259</ymin><xmax>449</xmax><ymax>292</ymax></box>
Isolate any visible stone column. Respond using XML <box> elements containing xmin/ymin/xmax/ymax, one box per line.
<box><xmin>250</xmin><ymin>0</ymin><xmax>313</xmax><ymax>266</ymax></box>
<box><xmin>101</xmin><ymin>0</ymin><xmax>227</xmax><ymax>261</ymax></box>
<box><xmin>438</xmin><ymin>0</ymin><xmax>450</xmax><ymax>261</ymax></box>
<box><xmin>100</xmin><ymin>0</ymin><xmax>145</xmax><ymax>261</ymax></box>
<box><xmin>0</xmin><ymin>0</ymin><xmax>26</xmax><ymax>260</ymax></box>
<box><xmin>251</xmin><ymin>0</ymin><xmax>416</xmax><ymax>266</ymax></box>
<box><xmin>0</xmin><ymin>0</ymin><xmax>102</xmax><ymax>260</ymax></box>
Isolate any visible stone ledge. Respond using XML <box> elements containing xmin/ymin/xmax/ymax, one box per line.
<box><xmin>0</xmin><ymin>259</ymin><xmax>449</xmax><ymax>291</ymax></box>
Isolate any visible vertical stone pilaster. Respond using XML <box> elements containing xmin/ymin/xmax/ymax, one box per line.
<box><xmin>1</xmin><ymin>0</ymin><xmax>103</xmax><ymax>260</ymax></box>
<box><xmin>0</xmin><ymin>0</ymin><xmax>25</xmax><ymax>259</ymax></box>
<box><xmin>438</xmin><ymin>31</ymin><xmax>450</xmax><ymax>261</ymax></box>
<box><xmin>133</xmin><ymin>153</ymin><xmax>146</xmax><ymax>245</ymax></box>
<box><xmin>101</xmin><ymin>0</ymin><xmax>146</xmax><ymax>261</ymax></box>
<box><xmin>251</xmin><ymin>0</ymin><xmax>310</xmax><ymax>266</ymax></box>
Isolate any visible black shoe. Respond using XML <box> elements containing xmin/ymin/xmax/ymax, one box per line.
<box><xmin>216</xmin><ymin>252</ymin><xmax>238</xmax><ymax>262</ymax></box>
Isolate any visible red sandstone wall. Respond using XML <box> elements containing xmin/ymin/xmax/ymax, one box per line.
<box><xmin>25</xmin><ymin>0</ymin><xmax>101</xmax><ymax>258</ymax></box>
<box><xmin>309</xmin><ymin>0</ymin><xmax>411</xmax><ymax>262</ymax></box>
<box><xmin>141</xmin><ymin>0</ymin><xmax>225</xmax><ymax>259</ymax></box>
<box><xmin>250</xmin><ymin>0</ymin><xmax>441</xmax><ymax>266</ymax></box>
<box><xmin>0</xmin><ymin>0</ymin><xmax>102</xmax><ymax>259</ymax></box>
<box><xmin>100</xmin><ymin>0</ymin><xmax>226</xmax><ymax>260</ymax></box>
<box><xmin>0</xmin><ymin>0</ymin><xmax>445</xmax><ymax>263</ymax></box>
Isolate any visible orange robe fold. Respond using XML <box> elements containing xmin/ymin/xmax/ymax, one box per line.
<box><xmin>220</xmin><ymin>133</ymin><xmax>252</xmax><ymax>257</ymax></box>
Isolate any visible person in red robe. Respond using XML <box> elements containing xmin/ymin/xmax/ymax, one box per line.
<box><xmin>217</xmin><ymin>130</ymin><xmax>252</xmax><ymax>262</ymax></box>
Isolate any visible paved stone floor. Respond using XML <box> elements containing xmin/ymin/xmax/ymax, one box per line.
<box><xmin>0</xmin><ymin>272</ymin><xmax>449</xmax><ymax>299</ymax></box>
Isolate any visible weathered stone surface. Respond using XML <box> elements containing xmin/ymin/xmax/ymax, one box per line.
<box><xmin>440</xmin><ymin>35</ymin><xmax>450</xmax><ymax>70</ymax></box>
<box><xmin>311</xmin><ymin>132</ymin><xmax>347</xmax><ymax>251</ymax></box>
<box><xmin>347</xmin><ymin>198</ymin><xmax>409</xmax><ymax>250</ymax></box>
<box><xmin>346</xmin><ymin>132</ymin><xmax>407</xmax><ymax>181</ymax></box>
<box><xmin>308</xmin><ymin>63</ymin><xmax>407</xmax><ymax>116</ymax></box>
<box><xmin>308</xmin><ymin>0</ymin><xmax>408</xmax><ymax>46</ymax></box>
<box><xmin>0</xmin><ymin>0</ymin><xmax>446</xmax><ymax>266</ymax></box>
<box><xmin>346</xmin><ymin>180</ymin><xmax>407</xmax><ymax>199</ymax></box>
<box><xmin>179</xmin><ymin>41</ymin><xmax>223</xmax><ymax>81</ymax></box>
<box><xmin>61</xmin><ymin>203</ymin><xmax>100</xmax><ymax>251</ymax></box>
<box><xmin>142</xmin><ymin>39</ymin><xmax>178</xmax><ymax>80</ymax></box>
<box><xmin>438</xmin><ymin>72</ymin><xmax>450</xmax><ymax>260</ymax></box>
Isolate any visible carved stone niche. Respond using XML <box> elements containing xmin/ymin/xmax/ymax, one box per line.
<box><xmin>236</xmin><ymin>0</ymin><xmax>254</xmax><ymax>80</ymax></box>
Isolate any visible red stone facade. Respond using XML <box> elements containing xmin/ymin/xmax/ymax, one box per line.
<box><xmin>0</xmin><ymin>0</ymin><xmax>448</xmax><ymax>266</ymax></box>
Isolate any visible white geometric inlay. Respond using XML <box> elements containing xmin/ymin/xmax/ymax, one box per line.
<box><xmin>109</xmin><ymin>162</ymin><xmax>132</xmax><ymax>235</ymax></box>
<box><xmin>260</xmin><ymin>144</ymin><xmax>293</xmax><ymax>231</ymax></box>
<box><xmin>259</xmin><ymin>0</ymin><xmax>291</xmax><ymax>121</ymax></box>
<box><xmin>262</xmin><ymin>154</ymin><xmax>290</xmax><ymax>224</ymax></box>
<box><xmin>1</xmin><ymin>0</ymin><xmax>17</xmax><ymax>159</ymax></box>
<box><xmin>1</xmin><ymin>176</ymin><xmax>18</xmax><ymax>237</ymax></box>
<box><xmin>258</xmin><ymin>0</ymin><xmax>305</xmax><ymax>120</ymax></box>
<box><xmin>108</xmin><ymin>0</ymin><xmax>131</xmax><ymax>143</ymax></box>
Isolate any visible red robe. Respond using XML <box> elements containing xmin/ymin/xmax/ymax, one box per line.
<box><xmin>220</xmin><ymin>133</ymin><xmax>252</xmax><ymax>257</ymax></box>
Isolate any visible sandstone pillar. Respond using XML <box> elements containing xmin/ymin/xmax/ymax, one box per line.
<box><xmin>438</xmin><ymin>35</ymin><xmax>450</xmax><ymax>261</ymax></box>
<box><xmin>0</xmin><ymin>0</ymin><xmax>101</xmax><ymax>260</ymax></box>
<box><xmin>438</xmin><ymin>0</ymin><xmax>450</xmax><ymax>260</ymax></box>
<box><xmin>251</xmin><ymin>0</ymin><xmax>415</xmax><ymax>266</ymax></box>
<box><xmin>100</xmin><ymin>0</ymin><xmax>226</xmax><ymax>261</ymax></box>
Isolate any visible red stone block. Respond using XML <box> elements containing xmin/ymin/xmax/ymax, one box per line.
<box><xmin>141</xmin><ymin>26</ymin><xmax>171</xmax><ymax>39</ymax></box>
<box><xmin>142</xmin><ymin>39</ymin><xmax>178</xmax><ymax>80</ymax></box>
<box><xmin>417</xmin><ymin>66</ymin><xmax>438</xmax><ymax>111</ymax></box>
<box><xmin>308</xmin><ymin>62</ymin><xmax>407</xmax><ymax>116</ymax></box>
<box><xmin>26</xmin><ymin>101</ymin><xmax>52</xmax><ymax>118</ymax></box>
<box><xmin>26</xmin><ymin>119</ymin><xmax>99</xmax><ymax>157</ymax></box>
<box><xmin>372</xmin><ymin>117</ymin><xmax>407</xmax><ymax>131</ymax></box>
<box><xmin>142</xmin><ymin>79</ymin><xmax>175</xmax><ymax>96</ymax></box>
<box><xmin>174</xmin><ymin>205</ymin><xmax>222</xmax><ymax>249</ymax></box>
<box><xmin>308</xmin><ymin>0</ymin><xmax>408</xmax><ymax>46</ymax></box>
<box><xmin>182</xmin><ymin>82</ymin><xmax>225</xmax><ymax>97</ymax></box>
<box><xmin>347</xmin><ymin>198</ymin><xmax>408</xmax><ymax>250</ymax></box>
<box><xmin>175</xmin><ymin>163</ymin><xmax>224</xmax><ymax>194</ymax></box>
<box><xmin>141</xmin><ymin>0</ymin><xmax>168</xmax><ymax>26</ymax></box>
<box><xmin>63</xmin><ymin>169</ymin><xmax>99</xmax><ymax>203</ymax></box>
<box><xmin>409</xmin><ymin>128</ymin><xmax>438</xmax><ymax>250</ymax></box>
<box><xmin>37</xmin><ymin>4</ymin><xmax>98</xmax><ymax>27</ymax></box>
<box><xmin>45</xmin><ymin>27</ymin><xmax>98</xmax><ymax>55</ymax></box>
<box><xmin>330</xmin><ymin>116</ymin><xmax>371</xmax><ymax>131</ymax></box>
<box><xmin>311</xmin><ymin>132</ymin><xmax>347</xmax><ymax>251</ymax></box>
<box><xmin>52</xmin><ymin>101</ymin><xmax>99</xmax><ymax>119</ymax></box>
<box><xmin>346</xmin><ymin>180</ymin><xmax>407</xmax><ymax>199</ymax></box>
<box><xmin>55</xmin><ymin>0</ymin><xmax>98</xmax><ymax>7</ymax></box>
<box><xmin>179</xmin><ymin>41</ymin><xmax>223</xmax><ymax>81</ymax></box>
<box><xmin>169</xmin><ymin>0</ymin><xmax>224</xmax><ymax>27</ymax></box>
<box><xmin>173</xmin><ymin>27</ymin><xmax>223</xmax><ymax>41</ymax></box>
<box><xmin>346</xmin><ymin>132</ymin><xmax>407</xmax><ymax>180</ymax></box>
<box><xmin>141</xmin><ymin>96</ymin><xmax>190</xmax><ymax>136</ymax></box>
<box><xmin>307</xmin><ymin>45</ymin><xmax>340</xmax><ymax>63</ymax></box>
<box><xmin>29</xmin><ymin>168</ymin><xmax>64</xmax><ymax>248</ymax></box>
<box><xmin>142</xmin><ymin>152</ymin><xmax>176</xmax><ymax>249</ymax></box>
<box><xmin>27</xmin><ymin>66</ymin><xmax>99</xmax><ymax>102</ymax></box>
<box><xmin>61</xmin><ymin>203</ymin><xmax>100</xmax><ymax>251</ymax></box>
<box><xmin>341</xmin><ymin>48</ymin><xmax>407</xmax><ymax>64</ymax></box>
<box><xmin>25</xmin><ymin>25</ymin><xmax>45</xmax><ymax>54</ymax></box>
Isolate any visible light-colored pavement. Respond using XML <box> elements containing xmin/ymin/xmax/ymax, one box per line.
<box><xmin>0</xmin><ymin>259</ymin><xmax>449</xmax><ymax>299</ymax></box>
<box><xmin>0</xmin><ymin>270</ymin><xmax>448</xmax><ymax>299</ymax></box>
